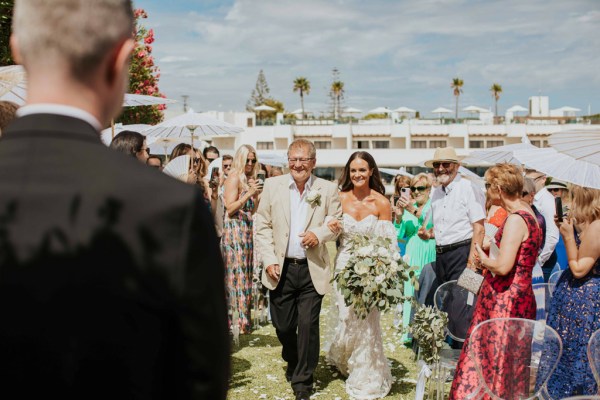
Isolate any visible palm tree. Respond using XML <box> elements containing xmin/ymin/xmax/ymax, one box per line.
<box><xmin>331</xmin><ymin>80</ymin><xmax>345</xmax><ymax>120</ymax></box>
<box><xmin>451</xmin><ymin>77</ymin><xmax>464</xmax><ymax>121</ymax></box>
<box><xmin>490</xmin><ymin>83</ymin><xmax>502</xmax><ymax>117</ymax></box>
<box><xmin>293</xmin><ymin>77</ymin><xmax>311</xmax><ymax>119</ymax></box>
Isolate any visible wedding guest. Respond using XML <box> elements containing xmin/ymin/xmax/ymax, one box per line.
<box><xmin>546</xmin><ymin>179</ymin><xmax>570</xmax><ymax>215</ymax></box>
<box><xmin>423</xmin><ymin>147</ymin><xmax>486</xmax><ymax>347</ymax></box>
<box><xmin>109</xmin><ymin>130</ymin><xmax>149</xmax><ymax>163</ymax></box>
<box><xmin>526</xmin><ymin>169</ymin><xmax>560</xmax><ymax>281</ymax></box>
<box><xmin>0</xmin><ymin>0</ymin><xmax>228</xmax><ymax>398</ymax></box>
<box><xmin>0</xmin><ymin>100</ymin><xmax>18</xmax><ymax>136</ymax></box>
<box><xmin>255</xmin><ymin>139</ymin><xmax>341</xmax><ymax>400</ymax></box>
<box><xmin>486</xmin><ymin>201</ymin><xmax>508</xmax><ymax>228</ymax></box>
<box><xmin>146</xmin><ymin>155</ymin><xmax>163</xmax><ymax>170</ymax></box>
<box><xmin>393</xmin><ymin>175</ymin><xmax>412</xmax><ymax>256</ymax></box>
<box><xmin>221</xmin><ymin>144</ymin><xmax>261</xmax><ymax>335</ymax></box>
<box><xmin>269</xmin><ymin>166</ymin><xmax>283</xmax><ymax>177</ymax></box>
<box><xmin>537</xmin><ymin>185</ymin><xmax>600</xmax><ymax>398</ymax></box>
<box><xmin>393</xmin><ymin>173</ymin><xmax>436</xmax><ymax>344</ymax></box>
<box><xmin>450</xmin><ymin>163</ymin><xmax>542</xmax><ymax>399</ymax></box>
<box><xmin>204</xmin><ymin>145</ymin><xmax>220</xmax><ymax>164</ymax></box>
<box><xmin>523</xmin><ymin>177</ymin><xmax>545</xmax><ymax>288</ymax></box>
<box><xmin>170</xmin><ymin>143</ymin><xmax>211</xmax><ymax>200</ymax></box>
<box><xmin>547</xmin><ymin>178</ymin><xmax>570</xmax><ymax>270</ymax></box>
<box><xmin>214</xmin><ymin>154</ymin><xmax>233</xmax><ymax>239</ymax></box>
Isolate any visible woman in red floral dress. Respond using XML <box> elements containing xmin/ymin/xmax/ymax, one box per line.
<box><xmin>449</xmin><ymin>164</ymin><xmax>542</xmax><ymax>399</ymax></box>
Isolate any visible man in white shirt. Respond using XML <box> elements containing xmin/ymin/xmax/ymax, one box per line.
<box><xmin>256</xmin><ymin>139</ymin><xmax>341</xmax><ymax>400</ymax></box>
<box><xmin>526</xmin><ymin>169</ymin><xmax>560</xmax><ymax>281</ymax></box>
<box><xmin>421</xmin><ymin>147</ymin><xmax>486</xmax><ymax>346</ymax></box>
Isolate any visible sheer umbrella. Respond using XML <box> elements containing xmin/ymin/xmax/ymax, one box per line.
<box><xmin>143</xmin><ymin>109</ymin><xmax>243</xmax><ymax>149</ymax></box>
<box><xmin>0</xmin><ymin>65</ymin><xmax>26</xmax><ymax>104</ymax></box>
<box><xmin>548</xmin><ymin>129</ymin><xmax>600</xmax><ymax>166</ymax></box>
<box><xmin>467</xmin><ymin>137</ymin><xmax>539</xmax><ymax>165</ymax></box>
<box><xmin>513</xmin><ymin>148</ymin><xmax>600</xmax><ymax>189</ymax></box>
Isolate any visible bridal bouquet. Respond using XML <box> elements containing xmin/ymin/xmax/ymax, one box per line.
<box><xmin>333</xmin><ymin>234</ymin><xmax>409</xmax><ymax>319</ymax></box>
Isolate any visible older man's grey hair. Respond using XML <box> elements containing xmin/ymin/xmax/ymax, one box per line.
<box><xmin>12</xmin><ymin>0</ymin><xmax>134</xmax><ymax>82</ymax></box>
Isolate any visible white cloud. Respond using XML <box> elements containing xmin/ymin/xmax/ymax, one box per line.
<box><xmin>137</xmin><ymin>0</ymin><xmax>600</xmax><ymax>115</ymax></box>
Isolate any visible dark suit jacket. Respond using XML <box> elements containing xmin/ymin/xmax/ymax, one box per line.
<box><xmin>0</xmin><ymin>114</ymin><xmax>229</xmax><ymax>399</ymax></box>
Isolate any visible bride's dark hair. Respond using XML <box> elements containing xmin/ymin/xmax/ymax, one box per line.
<box><xmin>339</xmin><ymin>151</ymin><xmax>386</xmax><ymax>195</ymax></box>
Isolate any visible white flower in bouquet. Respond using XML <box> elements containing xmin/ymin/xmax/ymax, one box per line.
<box><xmin>402</xmin><ymin>254</ymin><xmax>410</xmax><ymax>264</ymax></box>
<box><xmin>354</xmin><ymin>261</ymin><xmax>370</xmax><ymax>276</ymax></box>
<box><xmin>392</xmin><ymin>252</ymin><xmax>401</xmax><ymax>261</ymax></box>
<box><xmin>333</xmin><ymin>233</ymin><xmax>410</xmax><ymax>319</ymax></box>
<box><xmin>357</xmin><ymin>245</ymin><xmax>373</xmax><ymax>257</ymax></box>
<box><xmin>377</xmin><ymin>246</ymin><xmax>389</xmax><ymax>258</ymax></box>
<box><xmin>305</xmin><ymin>190</ymin><xmax>321</xmax><ymax>207</ymax></box>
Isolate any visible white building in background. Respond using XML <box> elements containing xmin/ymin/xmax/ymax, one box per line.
<box><xmin>195</xmin><ymin>110</ymin><xmax>591</xmax><ymax>181</ymax></box>
<box><xmin>529</xmin><ymin>96</ymin><xmax>550</xmax><ymax>117</ymax></box>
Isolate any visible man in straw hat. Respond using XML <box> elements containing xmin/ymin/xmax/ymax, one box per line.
<box><xmin>420</xmin><ymin>147</ymin><xmax>485</xmax><ymax>348</ymax></box>
<box><xmin>0</xmin><ymin>0</ymin><xmax>229</xmax><ymax>398</ymax></box>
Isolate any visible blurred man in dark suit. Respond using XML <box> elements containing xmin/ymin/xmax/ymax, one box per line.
<box><xmin>0</xmin><ymin>1</ymin><xmax>229</xmax><ymax>399</ymax></box>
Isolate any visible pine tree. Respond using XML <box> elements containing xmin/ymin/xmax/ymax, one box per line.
<box><xmin>115</xmin><ymin>8</ymin><xmax>165</xmax><ymax>125</ymax></box>
<box><xmin>246</xmin><ymin>69</ymin><xmax>271</xmax><ymax>111</ymax></box>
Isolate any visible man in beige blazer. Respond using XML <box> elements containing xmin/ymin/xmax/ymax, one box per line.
<box><xmin>255</xmin><ymin>139</ymin><xmax>341</xmax><ymax>400</ymax></box>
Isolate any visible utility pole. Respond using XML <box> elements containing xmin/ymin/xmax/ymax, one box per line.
<box><xmin>182</xmin><ymin>95</ymin><xmax>189</xmax><ymax>113</ymax></box>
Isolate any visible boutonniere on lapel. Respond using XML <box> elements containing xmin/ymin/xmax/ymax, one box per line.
<box><xmin>306</xmin><ymin>190</ymin><xmax>321</xmax><ymax>207</ymax></box>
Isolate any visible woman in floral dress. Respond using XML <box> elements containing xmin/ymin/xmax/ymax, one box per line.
<box><xmin>537</xmin><ymin>185</ymin><xmax>600</xmax><ymax>398</ymax></box>
<box><xmin>221</xmin><ymin>145</ymin><xmax>261</xmax><ymax>335</ymax></box>
<box><xmin>449</xmin><ymin>163</ymin><xmax>542</xmax><ymax>399</ymax></box>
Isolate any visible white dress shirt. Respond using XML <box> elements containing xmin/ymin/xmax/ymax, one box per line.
<box><xmin>17</xmin><ymin>104</ymin><xmax>102</xmax><ymax>131</ymax></box>
<box><xmin>286</xmin><ymin>175</ymin><xmax>313</xmax><ymax>259</ymax></box>
<box><xmin>431</xmin><ymin>174</ymin><xmax>486</xmax><ymax>246</ymax></box>
<box><xmin>534</xmin><ymin>187</ymin><xmax>559</xmax><ymax>265</ymax></box>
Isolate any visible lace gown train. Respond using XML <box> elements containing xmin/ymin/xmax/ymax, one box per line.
<box><xmin>326</xmin><ymin>214</ymin><xmax>395</xmax><ymax>399</ymax></box>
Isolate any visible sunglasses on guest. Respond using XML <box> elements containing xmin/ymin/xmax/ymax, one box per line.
<box><xmin>246</xmin><ymin>159</ymin><xmax>257</xmax><ymax>165</ymax></box>
<box><xmin>432</xmin><ymin>162</ymin><xmax>452</xmax><ymax>169</ymax></box>
<box><xmin>410</xmin><ymin>186</ymin><xmax>428</xmax><ymax>192</ymax></box>
<box><xmin>548</xmin><ymin>188</ymin><xmax>564</xmax><ymax>193</ymax></box>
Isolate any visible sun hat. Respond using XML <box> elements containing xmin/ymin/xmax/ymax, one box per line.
<box><xmin>546</xmin><ymin>179</ymin><xmax>568</xmax><ymax>190</ymax></box>
<box><xmin>424</xmin><ymin>147</ymin><xmax>464</xmax><ymax>168</ymax></box>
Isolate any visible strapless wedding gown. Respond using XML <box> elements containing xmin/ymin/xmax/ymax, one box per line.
<box><xmin>326</xmin><ymin>214</ymin><xmax>396</xmax><ymax>399</ymax></box>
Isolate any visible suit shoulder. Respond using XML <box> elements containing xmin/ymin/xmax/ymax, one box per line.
<box><xmin>314</xmin><ymin>177</ymin><xmax>338</xmax><ymax>191</ymax></box>
<box><xmin>265</xmin><ymin>174</ymin><xmax>288</xmax><ymax>188</ymax></box>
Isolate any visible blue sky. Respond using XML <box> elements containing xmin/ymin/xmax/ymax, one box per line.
<box><xmin>134</xmin><ymin>0</ymin><xmax>600</xmax><ymax>117</ymax></box>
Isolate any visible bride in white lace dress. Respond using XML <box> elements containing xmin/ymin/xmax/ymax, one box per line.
<box><xmin>325</xmin><ymin>152</ymin><xmax>395</xmax><ymax>399</ymax></box>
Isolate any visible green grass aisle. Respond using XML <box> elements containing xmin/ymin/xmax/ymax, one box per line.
<box><xmin>228</xmin><ymin>244</ymin><xmax>420</xmax><ymax>399</ymax></box>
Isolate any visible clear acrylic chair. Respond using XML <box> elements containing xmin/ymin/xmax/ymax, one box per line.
<box><xmin>548</xmin><ymin>270</ymin><xmax>563</xmax><ymax>295</ymax></box>
<box><xmin>468</xmin><ymin>317</ymin><xmax>562</xmax><ymax>400</ymax></box>
<box><xmin>532</xmin><ymin>283</ymin><xmax>554</xmax><ymax>321</ymax></box>
<box><xmin>588</xmin><ymin>329</ymin><xmax>600</xmax><ymax>390</ymax></box>
<box><xmin>431</xmin><ymin>280</ymin><xmax>479</xmax><ymax>399</ymax></box>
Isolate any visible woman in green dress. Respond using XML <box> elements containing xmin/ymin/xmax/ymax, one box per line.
<box><xmin>393</xmin><ymin>173</ymin><xmax>437</xmax><ymax>343</ymax></box>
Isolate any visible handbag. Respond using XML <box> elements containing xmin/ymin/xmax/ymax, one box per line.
<box><xmin>457</xmin><ymin>267</ymin><xmax>484</xmax><ymax>295</ymax></box>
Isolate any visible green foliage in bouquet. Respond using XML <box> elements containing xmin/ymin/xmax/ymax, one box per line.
<box><xmin>409</xmin><ymin>305</ymin><xmax>448</xmax><ymax>364</ymax></box>
<box><xmin>332</xmin><ymin>234</ymin><xmax>410</xmax><ymax>319</ymax></box>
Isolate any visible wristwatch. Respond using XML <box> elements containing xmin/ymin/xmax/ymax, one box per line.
<box><xmin>412</xmin><ymin>208</ymin><xmax>418</xmax><ymax>215</ymax></box>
